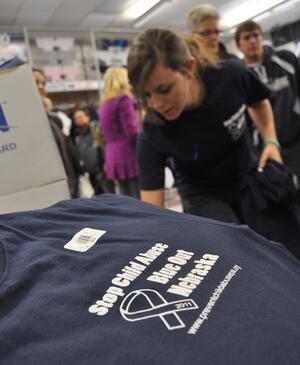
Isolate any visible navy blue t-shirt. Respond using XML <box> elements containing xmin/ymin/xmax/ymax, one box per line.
<box><xmin>138</xmin><ymin>60</ymin><xmax>270</xmax><ymax>197</ymax></box>
<box><xmin>0</xmin><ymin>194</ymin><xmax>299</xmax><ymax>364</ymax></box>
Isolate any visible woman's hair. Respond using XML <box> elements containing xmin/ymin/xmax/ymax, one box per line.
<box><xmin>186</xmin><ymin>4</ymin><xmax>220</xmax><ymax>32</ymax></box>
<box><xmin>32</xmin><ymin>67</ymin><xmax>44</xmax><ymax>74</ymax></box>
<box><xmin>127</xmin><ymin>28</ymin><xmax>216</xmax><ymax>114</ymax></box>
<box><xmin>73</xmin><ymin>107</ymin><xmax>90</xmax><ymax>118</ymax></box>
<box><xmin>42</xmin><ymin>96</ymin><xmax>53</xmax><ymax>112</ymax></box>
<box><xmin>32</xmin><ymin>67</ymin><xmax>46</xmax><ymax>79</ymax></box>
<box><xmin>101</xmin><ymin>66</ymin><xmax>132</xmax><ymax>102</ymax></box>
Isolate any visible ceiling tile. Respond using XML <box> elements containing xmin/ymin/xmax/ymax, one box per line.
<box><xmin>80</xmin><ymin>14</ymin><xmax>116</xmax><ymax>28</ymax></box>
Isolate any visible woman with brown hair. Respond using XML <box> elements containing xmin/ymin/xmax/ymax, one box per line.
<box><xmin>127</xmin><ymin>28</ymin><xmax>282</xmax><ymax>223</ymax></box>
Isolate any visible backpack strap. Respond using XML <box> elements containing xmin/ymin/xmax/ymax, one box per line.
<box><xmin>271</xmin><ymin>54</ymin><xmax>296</xmax><ymax>75</ymax></box>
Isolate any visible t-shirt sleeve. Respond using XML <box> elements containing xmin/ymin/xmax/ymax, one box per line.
<box><xmin>137</xmin><ymin>130</ymin><xmax>166</xmax><ymax>190</ymax></box>
<box><xmin>235</xmin><ymin>61</ymin><xmax>271</xmax><ymax>105</ymax></box>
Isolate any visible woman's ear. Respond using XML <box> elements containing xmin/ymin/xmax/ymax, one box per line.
<box><xmin>184</xmin><ymin>57</ymin><xmax>197</xmax><ymax>78</ymax></box>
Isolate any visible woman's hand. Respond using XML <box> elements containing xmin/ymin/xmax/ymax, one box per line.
<box><xmin>258</xmin><ymin>143</ymin><xmax>283</xmax><ymax>169</ymax></box>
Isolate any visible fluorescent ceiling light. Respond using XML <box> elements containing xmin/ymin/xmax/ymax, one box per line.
<box><xmin>253</xmin><ymin>10</ymin><xmax>272</xmax><ymax>22</ymax></box>
<box><xmin>134</xmin><ymin>0</ymin><xmax>171</xmax><ymax>28</ymax></box>
<box><xmin>253</xmin><ymin>0</ymin><xmax>300</xmax><ymax>22</ymax></box>
<box><xmin>221</xmin><ymin>0</ymin><xmax>286</xmax><ymax>28</ymax></box>
<box><xmin>124</xmin><ymin>0</ymin><xmax>161</xmax><ymax>19</ymax></box>
<box><xmin>273</xmin><ymin>0</ymin><xmax>300</xmax><ymax>13</ymax></box>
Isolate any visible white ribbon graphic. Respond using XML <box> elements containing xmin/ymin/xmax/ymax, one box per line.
<box><xmin>120</xmin><ymin>289</ymin><xmax>198</xmax><ymax>330</ymax></box>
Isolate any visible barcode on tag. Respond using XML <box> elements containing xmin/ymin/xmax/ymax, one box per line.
<box><xmin>64</xmin><ymin>228</ymin><xmax>106</xmax><ymax>252</ymax></box>
<box><xmin>77</xmin><ymin>234</ymin><xmax>94</xmax><ymax>244</ymax></box>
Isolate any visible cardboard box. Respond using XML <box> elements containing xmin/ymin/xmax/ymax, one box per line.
<box><xmin>0</xmin><ymin>64</ymin><xmax>70</xmax><ymax>213</ymax></box>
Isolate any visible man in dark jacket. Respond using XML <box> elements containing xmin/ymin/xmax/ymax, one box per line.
<box><xmin>72</xmin><ymin>108</ymin><xmax>105</xmax><ymax>195</ymax></box>
<box><xmin>235</xmin><ymin>20</ymin><xmax>300</xmax><ymax>179</ymax></box>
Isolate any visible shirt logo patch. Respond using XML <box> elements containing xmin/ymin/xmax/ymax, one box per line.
<box><xmin>222</xmin><ymin>104</ymin><xmax>246</xmax><ymax>140</ymax></box>
<box><xmin>0</xmin><ymin>103</ymin><xmax>9</xmax><ymax>132</ymax></box>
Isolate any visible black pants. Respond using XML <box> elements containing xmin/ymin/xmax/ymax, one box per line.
<box><xmin>118</xmin><ymin>178</ymin><xmax>140</xmax><ymax>199</ymax></box>
<box><xmin>182</xmin><ymin>193</ymin><xmax>241</xmax><ymax>224</ymax></box>
<box><xmin>101</xmin><ymin>179</ymin><xmax>116</xmax><ymax>194</ymax></box>
<box><xmin>89</xmin><ymin>172</ymin><xmax>104</xmax><ymax>195</ymax></box>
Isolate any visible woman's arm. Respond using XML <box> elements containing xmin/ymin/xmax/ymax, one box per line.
<box><xmin>118</xmin><ymin>94</ymin><xmax>138</xmax><ymax>143</ymax></box>
<box><xmin>247</xmin><ymin>99</ymin><xmax>283</xmax><ymax>168</ymax></box>
<box><xmin>141</xmin><ymin>189</ymin><xmax>165</xmax><ymax>207</ymax></box>
<box><xmin>137</xmin><ymin>130</ymin><xmax>166</xmax><ymax>206</ymax></box>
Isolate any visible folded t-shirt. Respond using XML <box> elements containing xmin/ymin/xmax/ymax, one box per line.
<box><xmin>0</xmin><ymin>194</ymin><xmax>299</xmax><ymax>365</ymax></box>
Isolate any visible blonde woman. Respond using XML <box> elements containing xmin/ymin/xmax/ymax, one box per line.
<box><xmin>98</xmin><ymin>67</ymin><xmax>140</xmax><ymax>199</ymax></box>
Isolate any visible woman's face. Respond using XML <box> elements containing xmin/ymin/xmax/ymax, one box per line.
<box><xmin>194</xmin><ymin>18</ymin><xmax>220</xmax><ymax>56</ymax></box>
<box><xmin>73</xmin><ymin>110</ymin><xmax>90</xmax><ymax>127</ymax></box>
<box><xmin>33</xmin><ymin>71</ymin><xmax>47</xmax><ymax>97</ymax></box>
<box><xmin>144</xmin><ymin>63</ymin><xmax>192</xmax><ymax>121</ymax></box>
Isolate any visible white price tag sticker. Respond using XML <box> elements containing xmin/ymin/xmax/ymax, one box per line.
<box><xmin>64</xmin><ymin>228</ymin><xmax>106</xmax><ymax>252</ymax></box>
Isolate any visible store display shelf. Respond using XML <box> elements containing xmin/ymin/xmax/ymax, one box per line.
<box><xmin>46</xmin><ymin>80</ymin><xmax>100</xmax><ymax>93</ymax></box>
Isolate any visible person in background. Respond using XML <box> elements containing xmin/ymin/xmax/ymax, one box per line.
<box><xmin>42</xmin><ymin>96</ymin><xmax>53</xmax><ymax>113</ymax></box>
<box><xmin>54</xmin><ymin>107</ymin><xmax>72</xmax><ymax>137</ymax></box>
<box><xmin>235</xmin><ymin>20</ymin><xmax>300</xmax><ymax>180</ymax></box>
<box><xmin>218</xmin><ymin>41</ymin><xmax>238</xmax><ymax>60</ymax></box>
<box><xmin>127</xmin><ymin>28</ymin><xmax>282</xmax><ymax>223</ymax></box>
<box><xmin>99</xmin><ymin>67</ymin><xmax>140</xmax><ymax>199</ymax></box>
<box><xmin>41</xmin><ymin>89</ymin><xmax>72</xmax><ymax>137</ymax></box>
<box><xmin>33</xmin><ymin>68</ymin><xmax>79</xmax><ymax>198</ymax></box>
<box><xmin>72</xmin><ymin>107</ymin><xmax>115</xmax><ymax>195</ymax></box>
<box><xmin>186</xmin><ymin>3</ymin><xmax>220</xmax><ymax>57</ymax></box>
<box><xmin>187</xmin><ymin>3</ymin><xmax>233</xmax><ymax>60</ymax></box>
